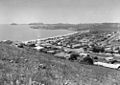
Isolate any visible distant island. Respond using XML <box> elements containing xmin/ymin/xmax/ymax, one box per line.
<box><xmin>28</xmin><ymin>23</ymin><xmax>44</xmax><ymax>25</ymax></box>
<box><xmin>10</xmin><ymin>23</ymin><xmax>18</xmax><ymax>25</ymax></box>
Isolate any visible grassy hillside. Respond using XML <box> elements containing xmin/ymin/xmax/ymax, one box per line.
<box><xmin>0</xmin><ymin>43</ymin><xmax>120</xmax><ymax>85</ymax></box>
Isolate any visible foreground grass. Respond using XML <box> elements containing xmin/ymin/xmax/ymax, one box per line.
<box><xmin>0</xmin><ymin>43</ymin><xmax>120</xmax><ymax>85</ymax></box>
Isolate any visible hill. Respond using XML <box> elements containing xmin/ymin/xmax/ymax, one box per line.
<box><xmin>30</xmin><ymin>23</ymin><xmax>120</xmax><ymax>32</ymax></box>
<box><xmin>0</xmin><ymin>43</ymin><xmax>120</xmax><ymax>85</ymax></box>
<box><xmin>90</xmin><ymin>23</ymin><xmax>120</xmax><ymax>32</ymax></box>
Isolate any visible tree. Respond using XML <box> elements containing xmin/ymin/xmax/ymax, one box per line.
<box><xmin>68</xmin><ymin>53</ymin><xmax>80</xmax><ymax>61</ymax></box>
<box><xmin>80</xmin><ymin>55</ymin><xmax>93</xmax><ymax>65</ymax></box>
<box><xmin>92</xmin><ymin>46</ymin><xmax>104</xmax><ymax>53</ymax></box>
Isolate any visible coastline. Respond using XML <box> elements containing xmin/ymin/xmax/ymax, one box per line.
<box><xmin>23</xmin><ymin>29</ymin><xmax>90</xmax><ymax>43</ymax></box>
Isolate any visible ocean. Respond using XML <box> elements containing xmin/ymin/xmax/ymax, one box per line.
<box><xmin>0</xmin><ymin>24</ymin><xmax>74</xmax><ymax>41</ymax></box>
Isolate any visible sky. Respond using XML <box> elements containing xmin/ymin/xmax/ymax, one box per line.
<box><xmin>0</xmin><ymin>0</ymin><xmax>120</xmax><ymax>24</ymax></box>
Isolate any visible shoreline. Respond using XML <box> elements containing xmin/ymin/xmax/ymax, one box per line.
<box><xmin>23</xmin><ymin>30</ymin><xmax>90</xmax><ymax>43</ymax></box>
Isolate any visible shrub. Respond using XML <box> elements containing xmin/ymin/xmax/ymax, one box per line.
<box><xmin>94</xmin><ymin>56</ymin><xmax>98</xmax><ymax>59</ymax></box>
<box><xmin>80</xmin><ymin>55</ymin><xmax>94</xmax><ymax>65</ymax></box>
<box><xmin>68</xmin><ymin>53</ymin><xmax>80</xmax><ymax>61</ymax></box>
<box><xmin>92</xmin><ymin>46</ymin><xmax>105</xmax><ymax>53</ymax></box>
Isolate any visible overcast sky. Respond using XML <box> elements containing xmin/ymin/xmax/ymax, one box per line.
<box><xmin>0</xmin><ymin>0</ymin><xmax>120</xmax><ymax>24</ymax></box>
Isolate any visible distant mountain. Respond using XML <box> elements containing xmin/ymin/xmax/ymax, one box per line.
<box><xmin>90</xmin><ymin>23</ymin><xmax>120</xmax><ymax>32</ymax></box>
<box><xmin>30</xmin><ymin>23</ymin><xmax>95</xmax><ymax>31</ymax></box>
<box><xmin>30</xmin><ymin>23</ymin><xmax>120</xmax><ymax>32</ymax></box>
<box><xmin>28</xmin><ymin>23</ymin><xmax>44</xmax><ymax>25</ymax></box>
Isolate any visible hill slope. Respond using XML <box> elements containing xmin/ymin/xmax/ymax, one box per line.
<box><xmin>0</xmin><ymin>43</ymin><xmax>120</xmax><ymax>85</ymax></box>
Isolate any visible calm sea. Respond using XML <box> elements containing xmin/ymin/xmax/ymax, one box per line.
<box><xmin>0</xmin><ymin>24</ymin><xmax>74</xmax><ymax>41</ymax></box>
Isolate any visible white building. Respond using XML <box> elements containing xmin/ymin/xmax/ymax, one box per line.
<box><xmin>94</xmin><ymin>62</ymin><xmax>120</xmax><ymax>69</ymax></box>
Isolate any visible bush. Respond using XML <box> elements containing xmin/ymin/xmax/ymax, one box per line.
<box><xmin>94</xmin><ymin>56</ymin><xmax>98</xmax><ymax>59</ymax></box>
<box><xmin>80</xmin><ymin>55</ymin><xmax>94</xmax><ymax>65</ymax></box>
<box><xmin>68</xmin><ymin>53</ymin><xmax>80</xmax><ymax>61</ymax></box>
<box><xmin>92</xmin><ymin>46</ymin><xmax>105</xmax><ymax>53</ymax></box>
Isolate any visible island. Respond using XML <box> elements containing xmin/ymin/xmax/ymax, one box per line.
<box><xmin>10</xmin><ymin>23</ymin><xmax>18</xmax><ymax>25</ymax></box>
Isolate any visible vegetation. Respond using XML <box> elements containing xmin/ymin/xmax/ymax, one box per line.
<box><xmin>92</xmin><ymin>46</ymin><xmax>105</xmax><ymax>53</ymax></box>
<box><xmin>80</xmin><ymin>55</ymin><xmax>94</xmax><ymax>65</ymax></box>
<box><xmin>0</xmin><ymin>43</ymin><xmax>120</xmax><ymax>85</ymax></box>
<box><xmin>68</xmin><ymin>53</ymin><xmax>80</xmax><ymax>61</ymax></box>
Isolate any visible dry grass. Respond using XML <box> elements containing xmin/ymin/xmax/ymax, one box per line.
<box><xmin>0</xmin><ymin>43</ymin><xmax>120</xmax><ymax>85</ymax></box>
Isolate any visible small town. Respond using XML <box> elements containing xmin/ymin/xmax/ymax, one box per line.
<box><xmin>4</xmin><ymin>29</ymin><xmax>120</xmax><ymax>71</ymax></box>
<box><xmin>1</xmin><ymin>0</ymin><xmax>120</xmax><ymax>84</ymax></box>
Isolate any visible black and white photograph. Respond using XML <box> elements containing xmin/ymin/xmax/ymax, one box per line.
<box><xmin>0</xmin><ymin>0</ymin><xmax>120</xmax><ymax>85</ymax></box>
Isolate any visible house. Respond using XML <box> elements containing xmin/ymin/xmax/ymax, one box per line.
<box><xmin>72</xmin><ymin>48</ymin><xmax>84</xmax><ymax>53</ymax></box>
<box><xmin>72</xmin><ymin>44</ymin><xmax>82</xmax><ymax>49</ymax></box>
<box><xmin>54</xmin><ymin>52</ymin><xmax>70</xmax><ymax>59</ymax></box>
<box><xmin>104</xmin><ymin>47</ymin><xmax>112</xmax><ymax>53</ymax></box>
<box><xmin>94</xmin><ymin>62</ymin><xmax>120</xmax><ymax>69</ymax></box>
<box><xmin>79</xmin><ymin>53</ymin><xmax>88</xmax><ymax>56</ymax></box>
<box><xmin>105</xmin><ymin>53</ymin><xmax>112</xmax><ymax>56</ymax></box>
<box><xmin>79</xmin><ymin>38</ymin><xmax>89</xmax><ymax>43</ymax></box>
<box><xmin>114</xmin><ymin>53</ymin><xmax>120</xmax><ymax>57</ymax></box>
<box><xmin>105</xmin><ymin>57</ymin><xmax>113</xmax><ymax>61</ymax></box>
<box><xmin>34</xmin><ymin>46</ymin><xmax>44</xmax><ymax>51</ymax></box>
<box><xmin>47</xmin><ymin>50</ymin><xmax>56</xmax><ymax>54</ymax></box>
